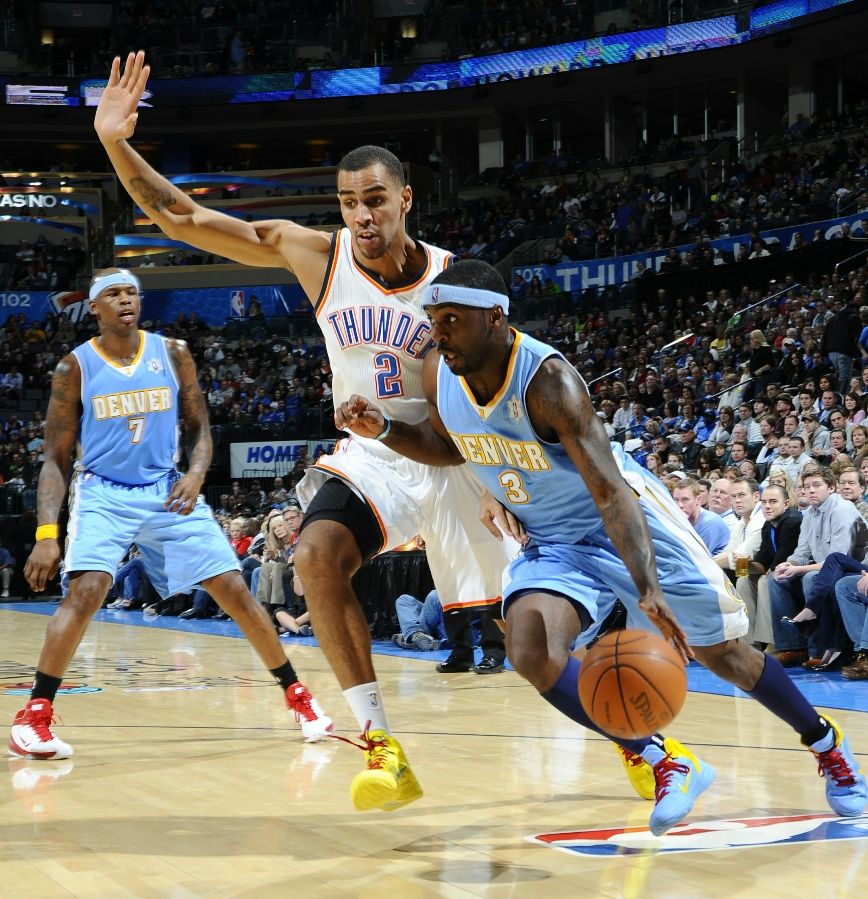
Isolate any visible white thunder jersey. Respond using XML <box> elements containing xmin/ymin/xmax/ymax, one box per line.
<box><xmin>298</xmin><ymin>227</ymin><xmax>516</xmax><ymax>610</ymax></box>
<box><xmin>316</xmin><ymin>227</ymin><xmax>450</xmax><ymax>422</ymax></box>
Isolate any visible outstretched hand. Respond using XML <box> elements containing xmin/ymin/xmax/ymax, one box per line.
<box><xmin>637</xmin><ymin>591</ymin><xmax>693</xmax><ymax>664</ymax></box>
<box><xmin>94</xmin><ymin>50</ymin><xmax>150</xmax><ymax>144</ymax></box>
<box><xmin>334</xmin><ymin>395</ymin><xmax>388</xmax><ymax>439</ymax></box>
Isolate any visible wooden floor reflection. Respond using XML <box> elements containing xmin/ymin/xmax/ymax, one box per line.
<box><xmin>2</xmin><ymin>609</ymin><xmax>867</xmax><ymax>898</ymax></box>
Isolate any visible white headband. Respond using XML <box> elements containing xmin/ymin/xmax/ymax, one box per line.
<box><xmin>421</xmin><ymin>283</ymin><xmax>509</xmax><ymax>316</ymax></box>
<box><xmin>89</xmin><ymin>269</ymin><xmax>141</xmax><ymax>302</ymax></box>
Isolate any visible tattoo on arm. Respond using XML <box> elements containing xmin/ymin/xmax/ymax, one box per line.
<box><xmin>170</xmin><ymin>341</ymin><xmax>212</xmax><ymax>477</ymax></box>
<box><xmin>37</xmin><ymin>356</ymin><xmax>80</xmax><ymax>523</ymax></box>
<box><xmin>529</xmin><ymin>360</ymin><xmax>660</xmax><ymax>596</ymax></box>
<box><xmin>130</xmin><ymin>177</ymin><xmax>177</xmax><ymax>212</ymax></box>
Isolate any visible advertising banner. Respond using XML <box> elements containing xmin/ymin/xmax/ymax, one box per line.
<box><xmin>0</xmin><ymin>283</ymin><xmax>307</xmax><ymax>326</ymax></box>
<box><xmin>229</xmin><ymin>440</ymin><xmax>336</xmax><ymax>478</ymax></box>
<box><xmin>512</xmin><ymin>211</ymin><xmax>868</xmax><ymax>293</ymax></box>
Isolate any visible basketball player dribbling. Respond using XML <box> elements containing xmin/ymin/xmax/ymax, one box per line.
<box><xmin>9</xmin><ymin>268</ymin><xmax>332</xmax><ymax>762</ymax></box>
<box><xmin>338</xmin><ymin>259</ymin><xmax>867</xmax><ymax>834</ymax></box>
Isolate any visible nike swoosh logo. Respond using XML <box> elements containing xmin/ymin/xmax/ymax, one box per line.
<box><xmin>680</xmin><ymin>769</ymin><xmax>693</xmax><ymax>794</ymax></box>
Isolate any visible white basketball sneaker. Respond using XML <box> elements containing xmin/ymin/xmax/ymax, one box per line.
<box><xmin>285</xmin><ymin>682</ymin><xmax>334</xmax><ymax>742</ymax></box>
<box><xmin>8</xmin><ymin>699</ymin><xmax>73</xmax><ymax>760</ymax></box>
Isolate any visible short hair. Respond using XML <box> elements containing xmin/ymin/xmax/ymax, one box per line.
<box><xmin>763</xmin><ymin>483</ymin><xmax>789</xmax><ymax>502</ymax></box>
<box><xmin>789</xmin><ymin>435</ymin><xmax>805</xmax><ymax>448</ymax></box>
<box><xmin>697</xmin><ymin>478</ymin><xmax>712</xmax><ymax>490</ymax></box>
<box><xmin>338</xmin><ymin>145</ymin><xmax>406</xmax><ymax>187</ymax></box>
<box><xmin>430</xmin><ymin>259</ymin><xmax>508</xmax><ymax>296</ymax></box>
<box><xmin>802</xmin><ymin>466</ymin><xmax>836</xmax><ymax>488</ymax></box>
<box><xmin>731</xmin><ymin>440</ymin><xmax>749</xmax><ymax>453</ymax></box>
<box><xmin>673</xmin><ymin>478</ymin><xmax>702</xmax><ymax>496</ymax></box>
<box><xmin>732</xmin><ymin>476</ymin><xmax>760</xmax><ymax>494</ymax></box>
<box><xmin>839</xmin><ymin>467</ymin><xmax>866</xmax><ymax>488</ymax></box>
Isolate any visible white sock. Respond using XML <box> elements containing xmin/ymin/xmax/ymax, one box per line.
<box><xmin>343</xmin><ymin>681</ymin><xmax>390</xmax><ymax>733</ymax></box>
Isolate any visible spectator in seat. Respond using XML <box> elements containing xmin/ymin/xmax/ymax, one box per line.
<box><xmin>672</xmin><ymin>479</ymin><xmax>730</xmax><ymax>555</ymax></box>
<box><xmin>0</xmin><ymin>538</ymin><xmax>15</xmax><ymax>598</ymax></box>
<box><xmin>713</xmin><ymin>476</ymin><xmax>764</xmax><ymax>576</ymax></box>
<box><xmin>0</xmin><ymin>367</ymin><xmax>23</xmax><ymax>399</ymax></box>
<box><xmin>105</xmin><ymin>545</ymin><xmax>148</xmax><ymax>610</ymax></box>
<box><xmin>836</xmin><ymin>564</ymin><xmax>868</xmax><ymax>679</ymax></box>
<box><xmin>737</xmin><ymin>484</ymin><xmax>802</xmax><ymax>649</ymax></box>
<box><xmin>393</xmin><ymin>589</ymin><xmax>448</xmax><ymax>652</ymax></box>
<box><xmin>769</xmin><ymin>467</ymin><xmax>868</xmax><ymax>667</ymax></box>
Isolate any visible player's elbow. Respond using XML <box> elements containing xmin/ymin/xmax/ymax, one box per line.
<box><xmin>162</xmin><ymin>210</ymin><xmax>198</xmax><ymax>240</ymax></box>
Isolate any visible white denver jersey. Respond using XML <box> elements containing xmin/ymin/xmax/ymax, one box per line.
<box><xmin>315</xmin><ymin>227</ymin><xmax>454</xmax><ymax>425</ymax></box>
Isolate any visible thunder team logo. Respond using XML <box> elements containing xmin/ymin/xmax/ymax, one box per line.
<box><xmin>529</xmin><ymin>813</ymin><xmax>868</xmax><ymax>856</ymax></box>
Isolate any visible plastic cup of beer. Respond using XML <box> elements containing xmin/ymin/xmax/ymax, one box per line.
<box><xmin>735</xmin><ymin>554</ymin><xmax>750</xmax><ymax>577</ymax></box>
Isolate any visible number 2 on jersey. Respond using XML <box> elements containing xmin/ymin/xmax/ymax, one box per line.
<box><xmin>374</xmin><ymin>352</ymin><xmax>404</xmax><ymax>399</ymax></box>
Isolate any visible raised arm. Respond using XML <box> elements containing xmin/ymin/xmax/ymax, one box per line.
<box><xmin>526</xmin><ymin>358</ymin><xmax>690</xmax><ymax>659</ymax></box>
<box><xmin>334</xmin><ymin>352</ymin><xmax>464</xmax><ymax>466</ymax></box>
<box><xmin>95</xmin><ymin>52</ymin><xmax>331</xmax><ymax>281</ymax></box>
<box><xmin>24</xmin><ymin>355</ymin><xmax>82</xmax><ymax>591</ymax></box>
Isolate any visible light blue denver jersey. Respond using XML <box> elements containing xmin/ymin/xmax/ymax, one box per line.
<box><xmin>436</xmin><ymin>329</ymin><xmax>647</xmax><ymax>545</ymax></box>
<box><xmin>73</xmin><ymin>331</ymin><xmax>180</xmax><ymax>485</ymax></box>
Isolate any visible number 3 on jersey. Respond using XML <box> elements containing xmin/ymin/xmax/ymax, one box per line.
<box><xmin>499</xmin><ymin>470</ymin><xmax>530</xmax><ymax>504</ymax></box>
<box><xmin>374</xmin><ymin>352</ymin><xmax>404</xmax><ymax>399</ymax></box>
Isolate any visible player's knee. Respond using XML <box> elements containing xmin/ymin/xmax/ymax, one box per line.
<box><xmin>294</xmin><ymin>530</ymin><xmax>357</xmax><ymax>581</ymax></box>
<box><xmin>693</xmin><ymin>639</ymin><xmax>757</xmax><ymax>683</ymax></box>
<box><xmin>67</xmin><ymin>575</ymin><xmax>110</xmax><ymax>616</ymax></box>
<box><xmin>506</xmin><ymin>637</ymin><xmax>550</xmax><ymax>686</ymax></box>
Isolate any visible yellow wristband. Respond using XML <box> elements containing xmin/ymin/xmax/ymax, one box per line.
<box><xmin>35</xmin><ymin>524</ymin><xmax>60</xmax><ymax>541</ymax></box>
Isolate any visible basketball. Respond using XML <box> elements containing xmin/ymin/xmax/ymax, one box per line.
<box><xmin>578</xmin><ymin>629</ymin><xmax>687</xmax><ymax>740</ymax></box>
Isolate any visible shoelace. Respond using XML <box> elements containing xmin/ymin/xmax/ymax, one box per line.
<box><xmin>25</xmin><ymin>704</ymin><xmax>60</xmax><ymax>743</ymax></box>
<box><xmin>653</xmin><ymin>755</ymin><xmax>691</xmax><ymax>802</ymax></box>
<box><xmin>329</xmin><ymin>721</ymin><xmax>389</xmax><ymax>769</ymax></box>
<box><xmin>620</xmin><ymin>749</ymin><xmax>645</xmax><ymax>768</ymax></box>
<box><xmin>816</xmin><ymin>747</ymin><xmax>857</xmax><ymax>787</ymax></box>
<box><xmin>288</xmin><ymin>687</ymin><xmax>318</xmax><ymax>723</ymax></box>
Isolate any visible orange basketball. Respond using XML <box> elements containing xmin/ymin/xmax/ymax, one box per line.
<box><xmin>578</xmin><ymin>629</ymin><xmax>687</xmax><ymax>740</ymax></box>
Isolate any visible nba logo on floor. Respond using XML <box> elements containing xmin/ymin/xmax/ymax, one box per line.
<box><xmin>529</xmin><ymin>813</ymin><xmax>868</xmax><ymax>856</ymax></box>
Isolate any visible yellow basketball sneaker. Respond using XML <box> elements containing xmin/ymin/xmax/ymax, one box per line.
<box><xmin>616</xmin><ymin>738</ymin><xmax>696</xmax><ymax>801</ymax></box>
<box><xmin>348</xmin><ymin>728</ymin><xmax>423</xmax><ymax>812</ymax></box>
<box><xmin>615</xmin><ymin>745</ymin><xmax>655</xmax><ymax>801</ymax></box>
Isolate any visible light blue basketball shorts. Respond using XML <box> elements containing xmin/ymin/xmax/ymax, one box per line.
<box><xmin>502</xmin><ymin>477</ymin><xmax>748</xmax><ymax>648</ymax></box>
<box><xmin>63</xmin><ymin>470</ymin><xmax>240</xmax><ymax>598</ymax></box>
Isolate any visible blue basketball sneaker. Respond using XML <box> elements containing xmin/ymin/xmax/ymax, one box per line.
<box><xmin>809</xmin><ymin>716</ymin><xmax>867</xmax><ymax>817</ymax></box>
<box><xmin>648</xmin><ymin>742</ymin><xmax>716</xmax><ymax>837</ymax></box>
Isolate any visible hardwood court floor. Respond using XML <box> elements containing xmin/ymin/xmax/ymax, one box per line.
<box><xmin>1</xmin><ymin>607</ymin><xmax>868</xmax><ymax>898</ymax></box>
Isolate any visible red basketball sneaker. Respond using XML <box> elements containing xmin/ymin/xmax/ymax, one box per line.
<box><xmin>8</xmin><ymin>699</ymin><xmax>73</xmax><ymax>760</ymax></box>
<box><xmin>285</xmin><ymin>682</ymin><xmax>334</xmax><ymax>743</ymax></box>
